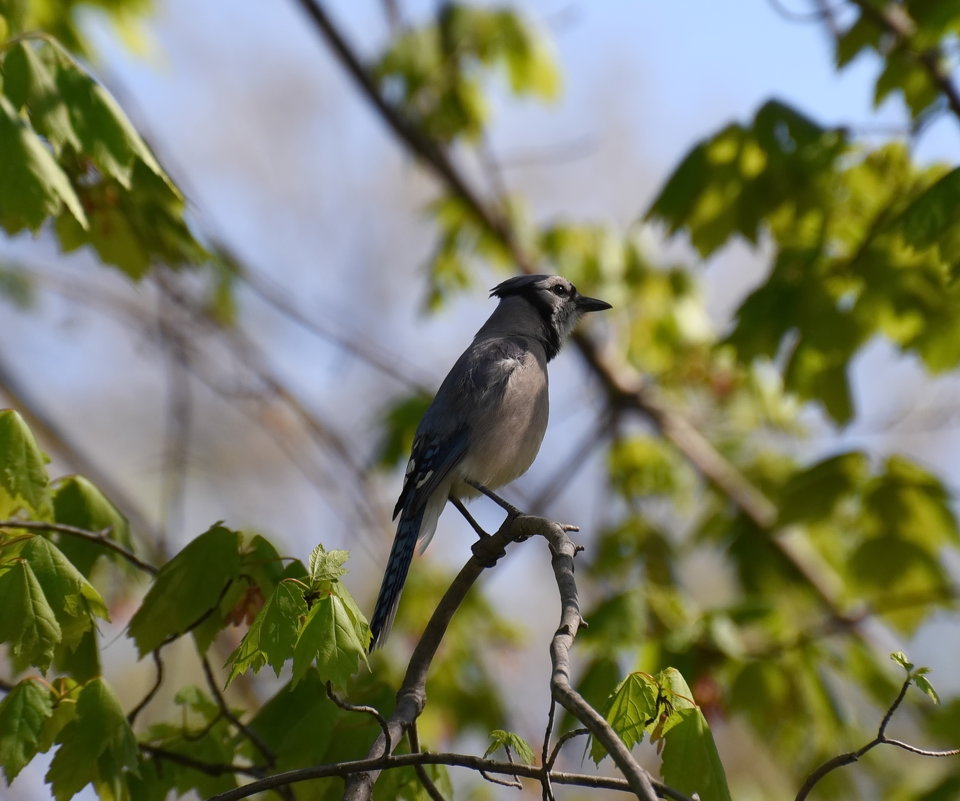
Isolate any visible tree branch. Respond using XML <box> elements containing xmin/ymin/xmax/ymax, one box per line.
<box><xmin>795</xmin><ymin>676</ymin><xmax>960</xmax><ymax>801</ymax></box>
<box><xmin>0</xmin><ymin>519</ymin><xmax>157</xmax><ymax>574</ymax></box>
<box><xmin>140</xmin><ymin>744</ymin><xmax>266</xmax><ymax>779</ymax></box>
<box><xmin>205</xmin><ymin>748</ymin><xmax>685</xmax><ymax>801</ymax></box>
<box><xmin>408</xmin><ymin>723</ymin><xmax>448</xmax><ymax>801</ymax></box>
<box><xmin>537</xmin><ymin>519</ymin><xmax>660</xmax><ymax>801</ymax></box>
<box><xmin>341</xmin><ymin>513</ymin><xmax>522</xmax><ymax>799</ymax></box>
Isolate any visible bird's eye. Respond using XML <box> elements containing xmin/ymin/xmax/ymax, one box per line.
<box><xmin>551</xmin><ymin>285</ymin><xmax>568</xmax><ymax>296</ymax></box>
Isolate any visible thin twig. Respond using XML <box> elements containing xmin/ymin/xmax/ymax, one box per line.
<box><xmin>541</xmin><ymin>698</ymin><xmax>558</xmax><ymax>801</ymax></box>
<box><xmin>408</xmin><ymin>723</ymin><xmax>448</xmax><ymax>801</ymax></box>
<box><xmin>538</xmin><ymin>519</ymin><xmax>660</xmax><ymax>801</ymax></box>
<box><xmin>160</xmin><ymin>579</ymin><xmax>236</xmax><ymax>647</ymax></box>
<box><xmin>547</xmin><ymin>727</ymin><xmax>590</xmax><ymax>769</ymax></box>
<box><xmin>128</xmin><ymin>650</ymin><xmax>164</xmax><ymax>724</ymax></box>
<box><xmin>478</xmin><ymin>767</ymin><xmax>522</xmax><ymax>788</ymax></box>
<box><xmin>795</xmin><ymin>677</ymin><xmax>960</xmax><ymax>801</ymax></box>
<box><xmin>199</xmin><ymin>655</ymin><xmax>276</xmax><ymax>769</ymax></box>
<box><xmin>0</xmin><ymin>519</ymin><xmax>157</xmax><ymax>574</ymax></box>
<box><xmin>845</xmin><ymin>0</ymin><xmax>960</xmax><ymax>123</ymax></box>
<box><xmin>326</xmin><ymin>681</ymin><xmax>393</xmax><ymax>756</ymax></box>
<box><xmin>140</xmin><ymin>743</ymin><xmax>266</xmax><ymax>779</ymax></box>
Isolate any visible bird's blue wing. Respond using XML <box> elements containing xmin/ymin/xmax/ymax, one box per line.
<box><xmin>392</xmin><ymin>426</ymin><xmax>469</xmax><ymax>520</ymax></box>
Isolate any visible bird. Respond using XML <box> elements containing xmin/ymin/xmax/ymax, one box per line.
<box><xmin>368</xmin><ymin>274</ymin><xmax>612</xmax><ymax>648</ymax></box>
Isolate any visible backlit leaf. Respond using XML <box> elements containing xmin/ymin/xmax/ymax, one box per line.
<box><xmin>0</xmin><ymin>409</ymin><xmax>52</xmax><ymax>519</ymax></box>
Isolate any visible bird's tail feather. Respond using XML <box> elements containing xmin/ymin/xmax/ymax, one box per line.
<box><xmin>369</xmin><ymin>508</ymin><xmax>424</xmax><ymax>650</ymax></box>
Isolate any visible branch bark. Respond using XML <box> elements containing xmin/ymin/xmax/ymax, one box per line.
<box><xmin>536</xmin><ymin>518</ymin><xmax>660</xmax><ymax>801</ymax></box>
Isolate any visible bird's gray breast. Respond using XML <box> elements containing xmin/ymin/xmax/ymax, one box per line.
<box><xmin>453</xmin><ymin>337</ymin><xmax>549</xmax><ymax>495</ymax></box>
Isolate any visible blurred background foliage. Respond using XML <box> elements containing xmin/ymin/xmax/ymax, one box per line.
<box><xmin>1</xmin><ymin>0</ymin><xmax>960</xmax><ymax>799</ymax></box>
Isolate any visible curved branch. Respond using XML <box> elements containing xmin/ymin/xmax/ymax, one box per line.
<box><xmin>342</xmin><ymin>513</ymin><xmax>522</xmax><ymax>799</ymax></box>
<box><xmin>795</xmin><ymin>677</ymin><xmax>960</xmax><ymax>801</ymax></box>
<box><xmin>537</xmin><ymin>520</ymin><xmax>659</xmax><ymax>801</ymax></box>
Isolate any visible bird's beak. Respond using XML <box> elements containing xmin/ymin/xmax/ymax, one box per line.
<box><xmin>576</xmin><ymin>294</ymin><xmax>612</xmax><ymax>313</ymax></box>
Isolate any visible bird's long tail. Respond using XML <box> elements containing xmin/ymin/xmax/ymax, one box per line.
<box><xmin>369</xmin><ymin>508</ymin><xmax>424</xmax><ymax>650</ymax></box>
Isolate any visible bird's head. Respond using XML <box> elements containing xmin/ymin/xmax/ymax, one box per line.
<box><xmin>489</xmin><ymin>274</ymin><xmax>612</xmax><ymax>359</ymax></box>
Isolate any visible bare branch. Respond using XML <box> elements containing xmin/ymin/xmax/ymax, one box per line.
<box><xmin>795</xmin><ymin>677</ymin><xmax>960</xmax><ymax>801</ymax></box>
<box><xmin>140</xmin><ymin>743</ymin><xmax>265</xmax><ymax>779</ymax></box>
<box><xmin>478</xmin><ymin>767</ymin><xmax>522</xmax><ymax>788</ymax></box>
<box><xmin>128</xmin><ymin>650</ymin><xmax>164</xmax><ymax>725</ymax></box>
<box><xmin>537</xmin><ymin>519</ymin><xmax>659</xmax><ymax>801</ymax></box>
<box><xmin>541</xmin><ymin>698</ymin><xmax>558</xmax><ymax>801</ymax></box>
<box><xmin>547</xmin><ymin>727</ymin><xmax>590</xmax><ymax>769</ymax></box>
<box><xmin>205</xmin><ymin>748</ymin><xmax>684</xmax><ymax>801</ymax></box>
<box><xmin>326</xmin><ymin>681</ymin><xmax>392</xmax><ymax>756</ymax></box>
<box><xmin>0</xmin><ymin>519</ymin><xmax>158</xmax><ymax>575</ymax></box>
<box><xmin>200</xmin><ymin>655</ymin><xmax>276</xmax><ymax>770</ymax></box>
<box><xmin>342</xmin><ymin>512</ymin><xmax>523</xmax><ymax>799</ymax></box>
<box><xmin>408</xmin><ymin>723</ymin><xmax>448</xmax><ymax>801</ymax></box>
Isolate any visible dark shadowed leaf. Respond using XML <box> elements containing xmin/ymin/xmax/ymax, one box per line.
<box><xmin>128</xmin><ymin>524</ymin><xmax>242</xmax><ymax>656</ymax></box>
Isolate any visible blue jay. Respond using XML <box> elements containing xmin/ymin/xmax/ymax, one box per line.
<box><xmin>369</xmin><ymin>274</ymin><xmax>612</xmax><ymax>648</ymax></box>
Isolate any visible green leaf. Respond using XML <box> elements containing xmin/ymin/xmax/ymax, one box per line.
<box><xmin>307</xmin><ymin>544</ymin><xmax>349</xmax><ymax>586</ymax></box>
<box><xmin>659</xmin><ymin>707</ymin><xmax>732</xmax><ymax>801</ymax></box>
<box><xmin>292</xmin><ymin>592</ymin><xmax>368</xmax><ymax>687</ymax></box>
<box><xmin>248</xmin><ymin>671</ymin><xmax>340</xmax><ymax>768</ymax></box>
<box><xmin>892</xmin><ymin>167</ymin><xmax>960</xmax><ymax>262</ymax></box>
<box><xmin>863</xmin><ymin>456</ymin><xmax>959</xmax><ymax>547</ymax></box>
<box><xmin>848</xmin><ymin>537</ymin><xmax>947</xmax><ymax>633</ymax></box>
<box><xmin>0</xmin><ymin>94</ymin><xmax>87</xmax><ymax>233</ymax></box>
<box><xmin>21</xmin><ymin>535</ymin><xmax>109</xmax><ymax>648</ymax></box>
<box><xmin>225</xmin><ymin>578</ymin><xmax>306</xmax><ymax>685</ymax></box>
<box><xmin>0</xmin><ymin>679</ymin><xmax>54</xmax><ymax>782</ymax></box>
<box><xmin>484</xmin><ymin>729</ymin><xmax>536</xmax><ymax>764</ymax></box>
<box><xmin>46</xmin><ymin>678</ymin><xmax>138</xmax><ymax>801</ymax></box>
<box><xmin>2</xmin><ymin>42</ymin><xmax>79</xmax><ymax>153</ymax></box>
<box><xmin>0</xmin><ymin>561</ymin><xmax>61</xmax><ymax>670</ymax></box>
<box><xmin>890</xmin><ymin>651</ymin><xmax>914</xmax><ymax>672</ymax></box>
<box><xmin>55</xmin><ymin>61</ymin><xmax>164</xmax><ymax>188</ymax></box>
<box><xmin>0</xmin><ymin>409</ymin><xmax>52</xmax><ymax>518</ymax></box>
<box><xmin>914</xmin><ymin>674</ymin><xmax>941</xmax><ymax>705</ymax></box>
<box><xmin>128</xmin><ymin>524</ymin><xmax>242</xmax><ymax>656</ymax></box>
<box><xmin>591</xmin><ymin>673</ymin><xmax>658</xmax><ymax>764</ymax></box>
<box><xmin>778</xmin><ymin>451</ymin><xmax>869</xmax><ymax>526</ymax></box>
<box><xmin>52</xmin><ymin>475</ymin><xmax>132</xmax><ymax>575</ymax></box>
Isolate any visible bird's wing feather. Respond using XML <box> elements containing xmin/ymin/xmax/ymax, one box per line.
<box><xmin>392</xmin><ymin>337</ymin><xmax>528</xmax><ymax>520</ymax></box>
